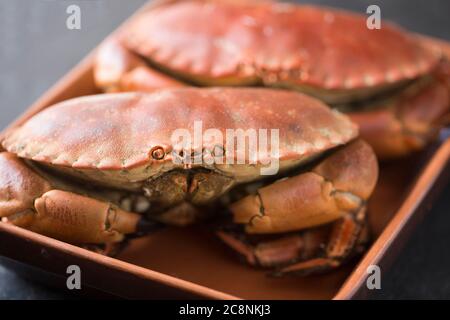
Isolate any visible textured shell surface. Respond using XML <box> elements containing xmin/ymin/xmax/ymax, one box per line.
<box><xmin>3</xmin><ymin>88</ymin><xmax>357</xmax><ymax>175</ymax></box>
<box><xmin>123</xmin><ymin>0</ymin><xmax>440</xmax><ymax>94</ymax></box>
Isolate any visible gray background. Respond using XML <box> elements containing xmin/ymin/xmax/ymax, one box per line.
<box><xmin>0</xmin><ymin>0</ymin><xmax>449</xmax><ymax>299</ymax></box>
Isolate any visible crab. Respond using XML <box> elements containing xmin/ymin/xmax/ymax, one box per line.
<box><xmin>0</xmin><ymin>88</ymin><xmax>378</xmax><ymax>275</ymax></box>
<box><xmin>94</xmin><ymin>0</ymin><xmax>450</xmax><ymax>159</ymax></box>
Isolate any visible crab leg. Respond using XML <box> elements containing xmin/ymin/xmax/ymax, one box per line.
<box><xmin>94</xmin><ymin>37</ymin><xmax>186</xmax><ymax>92</ymax></box>
<box><xmin>274</xmin><ymin>206</ymin><xmax>367</xmax><ymax>276</ymax></box>
<box><xmin>349</xmin><ymin>62</ymin><xmax>450</xmax><ymax>159</ymax></box>
<box><xmin>0</xmin><ymin>152</ymin><xmax>159</xmax><ymax>246</ymax></box>
<box><xmin>218</xmin><ymin>139</ymin><xmax>378</xmax><ymax>275</ymax></box>
<box><xmin>218</xmin><ymin>211</ymin><xmax>369</xmax><ymax>276</ymax></box>
<box><xmin>217</xmin><ymin>226</ymin><xmax>331</xmax><ymax>269</ymax></box>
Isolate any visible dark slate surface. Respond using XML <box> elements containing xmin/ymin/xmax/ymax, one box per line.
<box><xmin>0</xmin><ymin>0</ymin><xmax>449</xmax><ymax>299</ymax></box>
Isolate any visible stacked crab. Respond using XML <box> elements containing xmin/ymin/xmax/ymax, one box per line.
<box><xmin>0</xmin><ymin>0</ymin><xmax>448</xmax><ymax>276</ymax></box>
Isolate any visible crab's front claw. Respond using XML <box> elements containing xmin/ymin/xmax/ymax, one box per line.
<box><xmin>0</xmin><ymin>152</ymin><xmax>51</xmax><ymax>217</ymax></box>
<box><xmin>94</xmin><ymin>37</ymin><xmax>143</xmax><ymax>92</ymax></box>
<box><xmin>11</xmin><ymin>190</ymin><xmax>142</xmax><ymax>244</ymax></box>
<box><xmin>349</xmin><ymin>64</ymin><xmax>450</xmax><ymax>159</ymax></box>
<box><xmin>220</xmin><ymin>139</ymin><xmax>378</xmax><ymax>275</ymax></box>
<box><xmin>230</xmin><ymin>139</ymin><xmax>378</xmax><ymax>234</ymax></box>
<box><xmin>0</xmin><ymin>152</ymin><xmax>158</xmax><ymax>248</ymax></box>
<box><xmin>119</xmin><ymin>66</ymin><xmax>186</xmax><ymax>92</ymax></box>
<box><xmin>94</xmin><ymin>37</ymin><xmax>185</xmax><ymax>92</ymax></box>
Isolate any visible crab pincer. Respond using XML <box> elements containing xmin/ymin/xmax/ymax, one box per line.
<box><xmin>0</xmin><ymin>152</ymin><xmax>161</xmax><ymax>253</ymax></box>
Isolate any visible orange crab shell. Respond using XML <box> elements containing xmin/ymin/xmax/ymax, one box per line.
<box><xmin>2</xmin><ymin>88</ymin><xmax>357</xmax><ymax>182</ymax></box>
<box><xmin>123</xmin><ymin>0</ymin><xmax>441</xmax><ymax>103</ymax></box>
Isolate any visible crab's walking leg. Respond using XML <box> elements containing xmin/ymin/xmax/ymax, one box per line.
<box><xmin>217</xmin><ymin>226</ymin><xmax>331</xmax><ymax>270</ymax></box>
<box><xmin>218</xmin><ymin>139</ymin><xmax>378</xmax><ymax>275</ymax></box>
<box><xmin>94</xmin><ymin>37</ymin><xmax>186</xmax><ymax>92</ymax></box>
<box><xmin>349</xmin><ymin>62</ymin><xmax>450</xmax><ymax>159</ymax></box>
<box><xmin>0</xmin><ymin>152</ymin><xmax>158</xmax><ymax>246</ymax></box>
<box><xmin>218</xmin><ymin>210</ymin><xmax>369</xmax><ymax>276</ymax></box>
<box><xmin>273</xmin><ymin>206</ymin><xmax>367</xmax><ymax>276</ymax></box>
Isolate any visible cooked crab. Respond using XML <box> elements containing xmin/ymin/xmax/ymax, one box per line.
<box><xmin>94</xmin><ymin>0</ymin><xmax>450</xmax><ymax>159</ymax></box>
<box><xmin>0</xmin><ymin>88</ymin><xmax>378</xmax><ymax>275</ymax></box>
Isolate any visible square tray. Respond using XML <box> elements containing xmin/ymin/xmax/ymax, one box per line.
<box><xmin>0</xmin><ymin>1</ymin><xmax>449</xmax><ymax>299</ymax></box>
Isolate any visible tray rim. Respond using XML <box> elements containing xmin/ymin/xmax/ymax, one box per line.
<box><xmin>335</xmin><ymin>139</ymin><xmax>450</xmax><ymax>299</ymax></box>
<box><xmin>0</xmin><ymin>0</ymin><xmax>449</xmax><ymax>300</ymax></box>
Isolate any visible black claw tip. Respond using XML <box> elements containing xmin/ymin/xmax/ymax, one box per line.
<box><xmin>131</xmin><ymin>218</ymin><xmax>165</xmax><ymax>238</ymax></box>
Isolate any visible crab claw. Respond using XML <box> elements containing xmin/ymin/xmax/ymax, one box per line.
<box><xmin>0</xmin><ymin>152</ymin><xmax>159</xmax><ymax>247</ymax></box>
<box><xmin>349</xmin><ymin>61</ymin><xmax>450</xmax><ymax>159</ymax></box>
<box><xmin>230</xmin><ymin>140</ymin><xmax>377</xmax><ymax>234</ymax></box>
<box><xmin>219</xmin><ymin>139</ymin><xmax>378</xmax><ymax>275</ymax></box>
<box><xmin>94</xmin><ymin>37</ymin><xmax>185</xmax><ymax>92</ymax></box>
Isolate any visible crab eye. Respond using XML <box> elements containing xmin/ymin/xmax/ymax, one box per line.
<box><xmin>150</xmin><ymin>146</ymin><xmax>165</xmax><ymax>160</ymax></box>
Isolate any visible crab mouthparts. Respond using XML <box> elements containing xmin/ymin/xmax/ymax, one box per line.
<box><xmin>142</xmin><ymin>169</ymin><xmax>235</xmax><ymax>209</ymax></box>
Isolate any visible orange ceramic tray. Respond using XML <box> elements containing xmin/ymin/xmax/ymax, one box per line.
<box><xmin>0</xmin><ymin>1</ymin><xmax>449</xmax><ymax>299</ymax></box>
